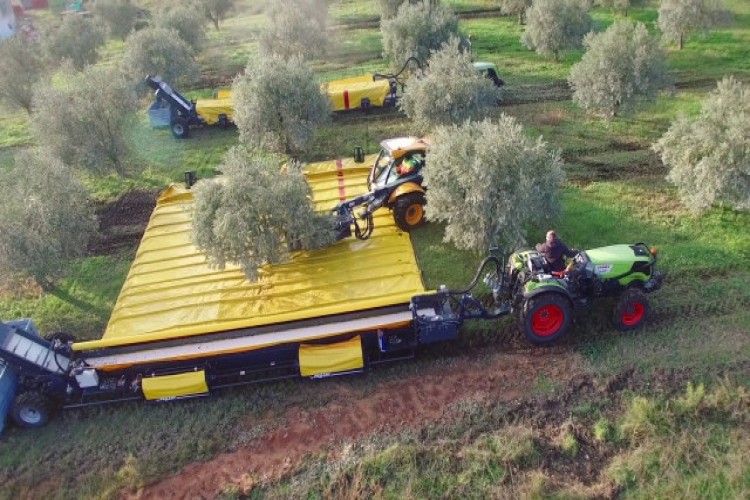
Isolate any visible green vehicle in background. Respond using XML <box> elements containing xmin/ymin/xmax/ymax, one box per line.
<box><xmin>507</xmin><ymin>242</ymin><xmax>665</xmax><ymax>344</ymax></box>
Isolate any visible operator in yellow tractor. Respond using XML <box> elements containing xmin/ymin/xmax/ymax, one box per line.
<box><xmin>396</xmin><ymin>153</ymin><xmax>424</xmax><ymax>176</ymax></box>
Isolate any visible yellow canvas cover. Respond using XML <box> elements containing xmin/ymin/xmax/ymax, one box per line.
<box><xmin>195</xmin><ymin>97</ymin><xmax>233</xmax><ymax>125</ymax></box>
<box><xmin>73</xmin><ymin>154</ymin><xmax>425</xmax><ymax>351</ymax></box>
<box><xmin>141</xmin><ymin>370</ymin><xmax>208</xmax><ymax>400</ymax></box>
<box><xmin>299</xmin><ymin>336</ymin><xmax>364</xmax><ymax>377</ymax></box>
<box><xmin>322</xmin><ymin>74</ymin><xmax>391</xmax><ymax>111</ymax></box>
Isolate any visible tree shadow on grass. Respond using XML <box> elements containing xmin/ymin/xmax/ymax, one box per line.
<box><xmin>50</xmin><ymin>287</ymin><xmax>111</xmax><ymax>321</ymax></box>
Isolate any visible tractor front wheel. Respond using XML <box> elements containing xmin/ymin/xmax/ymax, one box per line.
<box><xmin>171</xmin><ymin>117</ymin><xmax>190</xmax><ymax>139</ymax></box>
<box><xmin>393</xmin><ymin>193</ymin><xmax>426</xmax><ymax>232</ymax></box>
<box><xmin>612</xmin><ymin>288</ymin><xmax>650</xmax><ymax>331</ymax></box>
<box><xmin>522</xmin><ymin>293</ymin><xmax>572</xmax><ymax>345</ymax></box>
<box><xmin>11</xmin><ymin>392</ymin><xmax>53</xmax><ymax>429</ymax></box>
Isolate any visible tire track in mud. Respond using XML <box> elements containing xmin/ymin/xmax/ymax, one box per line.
<box><xmin>127</xmin><ymin>350</ymin><xmax>583</xmax><ymax>499</ymax></box>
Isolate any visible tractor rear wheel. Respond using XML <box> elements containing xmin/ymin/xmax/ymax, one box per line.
<box><xmin>612</xmin><ymin>288</ymin><xmax>650</xmax><ymax>331</ymax></box>
<box><xmin>393</xmin><ymin>193</ymin><xmax>426</xmax><ymax>232</ymax></box>
<box><xmin>522</xmin><ymin>293</ymin><xmax>572</xmax><ymax>345</ymax></box>
<box><xmin>11</xmin><ymin>392</ymin><xmax>52</xmax><ymax>429</ymax></box>
<box><xmin>171</xmin><ymin>117</ymin><xmax>189</xmax><ymax>139</ymax></box>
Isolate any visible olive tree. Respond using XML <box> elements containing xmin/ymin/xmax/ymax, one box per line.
<box><xmin>44</xmin><ymin>15</ymin><xmax>105</xmax><ymax>71</ymax></box>
<box><xmin>121</xmin><ymin>27</ymin><xmax>200</xmax><ymax>89</ymax></box>
<box><xmin>424</xmin><ymin>117</ymin><xmax>565</xmax><ymax>251</ymax></box>
<box><xmin>381</xmin><ymin>1</ymin><xmax>460</xmax><ymax>68</ymax></box>
<box><xmin>232</xmin><ymin>56</ymin><xmax>330</xmax><ymax>154</ymax></box>
<box><xmin>500</xmin><ymin>0</ymin><xmax>532</xmax><ymax>24</ymax></box>
<box><xmin>653</xmin><ymin>76</ymin><xmax>750</xmax><ymax>213</ymax></box>
<box><xmin>92</xmin><ymin>0</ymin><xmax>139</xmax><ymax>40</ymax></box>
<box><xmin>380</xmin><ymin>0</ymin><xmax>407</xmax><ymax>19</ymax></box>
<box><xmin>658</xmin><ymin>0</ymin><xmax>731</xmax><ymax>50</ymax></box>
<box><xmin>522</xmin><ymin>0</ymin><xmax>592</xmax><ymax>61</ymax></box>
<box><xmin>191</xmin><ymin>147</ymin><xmax>337</xmax><ymax>281</ymax></box>
<box><xmin>0</xmin><ymin>36</ymin><xmax>45</xmax><ymax>114</ymax></box>
<box><xmin>202</xmin><ymin>0</ymin><xmax>235</xmax><ymax>30</ymax></box>
<box><xmin>154</xmin><ymin>4</ymin><xmax>207</xmax><ymax>53</ymax></box>
<box><xmin>31</xmin><ymin>66</ymin><xmax>140</xmax><ymax>177</ymax></box>
<box><xmin>0</xmin><ymin>149</ymin><xmax>96</xmax><ymax>291</ymax></box>
<box><xmin>259</xmin><ymin>0</ymin><xmax>328</xmax><ymax>61</ymax></box>
<box><xmin>569</xmin><ymin>21</ymin><xmax>670</xmax><ymax>117</ymax></box>
<box><xmin>400</xmin><ymin>37</ymin><xmax>499</xmax><ymax>132</ymax></box>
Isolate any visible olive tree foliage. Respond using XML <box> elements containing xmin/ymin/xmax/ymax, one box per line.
<box><xmin>191</xmin><ymin>148</ymin><xmax>337</xmax><ymax>281</ymax></box>
<box><xmin>259</xmin><ymin>0</ymin><xmax>328</xmax><ymax>61</ymax></box>
<box><xmin>569</xmin><ymin>21</ymin><xmax>670</xmax><ymax>117</ymax></box>
<box><xmin>658</xmin><ymin>0</ymin><xmax>731</xmax><ymax>50</ymax></box>
<box><xmin>381</xmin><ymin>1</ymin><xmax>460</xmax><ymax>69</ymax></box>
<box><xmin>0</xmin><ymin>149</ymin><xmax>96</xmax><ymax>291</ymax></box>
<box><xmin>201</xmin><ymin>0</ymin><xmax>235</xmax><ymax>30</ymax></box>
<box><xmin>232</xmin><ymin>56</ymin><xmax>330</xmax><ymax>154</ymax></box>
<box><xmin>0</xmin><ymin>36</ymin><xmax>45</xmax><ymax>114</ymax></box>
<box><xmin>653</xmin><ymin>77</ymin><xmax>750</xmax><ymax>213</ymax></box>
<box><xmin>424</xmin><ymin>117</ymin><xmax>565</xmax><ymax>251</ymax></box>
<box><xmin>400</xmin><ymin>37</ymin><xmax>499</xmax><ymax>133</ymax></box>
<box><xmin>121</xmin><ymin>27</ymin><xmax>200</xmax><ymax>90</ymax></box>
<box><xmin>44</xmin><ymin>15</ymin><xmax>105</xmax><ymax>71</ymax></box>
<box><xmin>380</xmin><ymin>0</ymin><xmax>430</xmax><ymax>19</ymax></box>
<box><xmin>31</xmin><ymin>66</ymin><xmax>140</xmax><ymax>177</ymax></box>
<box><xmin>521</xmin><ymin>0</ymin><xmax>593</xmax><ymax>61</ymax></box>
<box><xmin>91</xmin><ymin>0</ymin><xmax>139</xmax><ymax>40</ymax></box>
<box><xmin>499</xmin><ymin>0</ymin><xmax>532</xmax><ymax>24</ymax></box>
<box><xmin>154</xmin><ymin>4</ymin><xmax>207</xmax><ymax>53</ymax></box>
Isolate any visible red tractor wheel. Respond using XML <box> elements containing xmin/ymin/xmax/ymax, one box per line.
<box><xmin>393</xmin><ymin>193</ymin><xmax>426</xmax><ymax>232</ymax></box>
<box><xmin>612</xmin><ymin>288</ymin><xmax>651</xmax><ymax>331</ymax></box>
<box><xmin>522</xmin><ymin>293</ymin><xmax>572</xmax><ymax>345</ymax></box>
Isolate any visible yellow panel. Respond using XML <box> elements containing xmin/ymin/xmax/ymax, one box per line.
<box><xmin>141</xmin><ymin>371</ymin><xmax>208</xmax><ymax>400</ymax></box>
<box><xmin>195</xmin><ymin>98</ymin><xmax>233</xmax><ymax>125</ymax></box>
<box><xmin>73</xmin><ymin>154</ymin><xmax>425</xmax><ymax>351</ymax></box>
<box><xmin>215</xmin><ymin>89</ymin><xmax>232</xmax><ymax>99</ymax></box>
<box><xmin>323</xmin><ymin>75</ymin><xmax>390</xmax><ymax>111</ymax></box>
<box><xmin>299</xmin><ymin>336</ymin><xmax>364</xmax><ymax>377</ymax></box>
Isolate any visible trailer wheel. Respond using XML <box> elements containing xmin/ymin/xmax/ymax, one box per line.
<box><xmin>171</xmin><ymin>117</ymin><xmax>189</xmax><ymax>139</ymax></box>
<box><xmin>218</xmin><ymin>114</ymin><xmax>230</xmax><ymax>129</ymax></box>
<box><xmin>522</xmin><ymin>293</ymin><xmax>572</xmax><ymax>345</ymax></box>
<box><xmin>612</xmin><ymin>288</ymin><xmax>650</xmax><ymax>331</ymax></box>
<box><xmin>393</xmin><ymin>193</ymin><xmax>426</xmax><ymax>232</ymax></box>
<box><xmin>11</xmin><ymin>392</ymin><xmax>52</xmax><ymax>429</ymax></box>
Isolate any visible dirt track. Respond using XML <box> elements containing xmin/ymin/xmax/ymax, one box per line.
<box><xmin>128</xmin><ymin>350</ymin><xmax>584</xmax><ymax>499</ymax></box>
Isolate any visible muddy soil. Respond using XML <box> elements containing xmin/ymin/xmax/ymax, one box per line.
<box><xmin>88</xmin><ymin>190</ymin><xmax>159</xmax><ymax>255</ymax></box>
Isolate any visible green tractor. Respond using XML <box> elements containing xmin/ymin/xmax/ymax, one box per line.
<box><xmin>506</xmin><ymin>242</ymin><xmax>665</xmax><ymax>344</ymax></box>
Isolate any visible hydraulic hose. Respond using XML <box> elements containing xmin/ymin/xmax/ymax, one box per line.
<box><xmin>446</xmin><ymin>255</ymin><xmax>503</xmax><ymax>295</ymax></box>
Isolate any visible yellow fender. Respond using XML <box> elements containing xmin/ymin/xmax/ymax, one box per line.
<box><xmin>388</xmin><ymin>182</ymin><xmax>425</xmax><ymax>205</ymax></box>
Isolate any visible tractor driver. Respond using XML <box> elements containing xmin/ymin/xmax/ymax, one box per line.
<box><xmin>536</xmin><ymin>230</ymin><xmax>578</xmax><ymax>272</ymax></box>
<box><xmin>396</xmin><ymin>154</ymin><xmax>423</xmax><ymax>176</ymax></box>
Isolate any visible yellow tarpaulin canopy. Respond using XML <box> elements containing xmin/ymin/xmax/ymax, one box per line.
<box><xmin>141</xmin><ymin>370</ymin><xmax>208</xmax><ymax>401</ymax></box>
<box><xmin>73</xmin><ymin>155</ymin><xmax>425</xmax><ymax>351</ymax></box>
<box><xmin>195</xmin><ymin>97</ymin><xmax>233</xmax><ymax>125</ymax></box>
<box><xmin>322</xmin><ymin>75</ymin><xmax>391</xmax><ymax>111</ymax></box>
<box><xmin>299</xmin><ymin>336</ymin><xmax>364</xmax><ymax>377</ymax></box>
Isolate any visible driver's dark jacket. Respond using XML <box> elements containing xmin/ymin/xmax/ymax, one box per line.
<box><xmin>535</xmin><ymin>239</ymin><xmax>576</xmax><ymax>272</ymax></box>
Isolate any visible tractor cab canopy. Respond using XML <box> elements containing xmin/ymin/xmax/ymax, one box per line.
<box><xmin>370</xmin><ymin>137</ymin><xmax>430</xmax><ymax>189</ymax></box>
<box><xmin>473</xmin><ymin>62</ymin><xmax>505</xmax><ymax>88</ymax></box>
